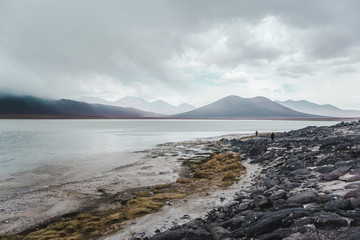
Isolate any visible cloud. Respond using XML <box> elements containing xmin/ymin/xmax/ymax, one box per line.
<box><xmin>0</xmin><ymin>0</ymin><xmax>360</xmax><ymax>107</ymax></box>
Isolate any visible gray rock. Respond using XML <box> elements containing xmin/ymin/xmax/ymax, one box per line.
<box><xmin>350</xmin><ymin>197</ymin><xmax>360</xmax><ymax>209</ymax></box>
<box><xmin>344</xmin><ymin>189</ymin><xmax>360</xmax><ymax>199</ymax></box>
<box><xmin>323</xmin><ymin>166</ymin><xmax>350</xmax><ymax>181</ymax></box>
<box><xmin>286</xmin><ymin>191</ymin><xmax>320</xmax><ymax>204</ymax></box>
<box><xmin>312</xmin><ymin>214</ymin><xmax>348</xmax><ymax>230</ymax></box>
<box><xmin>254</xmin><ymin>195</ymin><xmax>271</xmax><ymax>209</ymax></box>
<box><xmin>347</xmin><ymin>174</ymin><xmax>360</xmax><ymax>182</ymax></box>
<box><xmin>208</xmin><ymin>225</ymin><xmax>230</xmax><ymax>240</ymax></box>
<box><xmin>269</xmin><ymin>189</ymin><xmax>287</xmax><ymax>202</ymax></box>
<box><xmin>322</xmin><ymin>199</ymin><xmax>352</xmax><ymax>210</ymax></box>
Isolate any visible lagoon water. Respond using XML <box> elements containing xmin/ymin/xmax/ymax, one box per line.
<box><xmin>0</xmin><ymin>119</ymin><xmax>337</xmax><ymax>183</ymax></box>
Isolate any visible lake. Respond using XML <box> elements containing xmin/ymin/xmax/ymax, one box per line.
<box><xmin>0</xmin><ymin>119</ymin><xmax>338</xmax><ymax>182</ymax></box>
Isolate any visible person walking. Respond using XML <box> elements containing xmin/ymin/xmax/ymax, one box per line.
<box><xmin>255</xmin><ymin>130</ymin><xmax>258</xmax><ymax>137</ymax></box>
<box><xmin>271</xmin><ymin>132</ymin><xmax>275</xmax><ymax>141</ymax></box>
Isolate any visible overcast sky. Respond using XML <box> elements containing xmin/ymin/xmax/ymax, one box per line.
<box><xmin>1</xmin><ymin>0</ymin><xmax>360</xmax><ymax>108</ymax></box>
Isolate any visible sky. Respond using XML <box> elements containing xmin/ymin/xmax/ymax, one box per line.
<box><xmin>0</xmin><ymin>0</ymin><xmax>360</xmax><ymax>109</ymax></box>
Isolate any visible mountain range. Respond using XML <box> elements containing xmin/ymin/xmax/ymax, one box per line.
<box><xmin>1</xmin><ymin>93</ymin><xmax>359</xmax><ymax>119</ymax></box>
<box><xmin>0</xmin><ymin>94</ymin><xmax>160</xmax><ymax>118</ymax></box>
<box><xmin>276</xmin><ymin>100</ymin><xmax>360</xmax><ymax>117</ymax></box>
<box><xmin>175</xmin><ymin>95</ymin><xmax>319</xmax><ymax>119</ymax></box>
<box><xmin>77</xmin><ymin>96</ymin><xmax>195</xmax><ymax>115</ymax></box>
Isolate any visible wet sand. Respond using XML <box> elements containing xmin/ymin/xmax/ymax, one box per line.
<box><xmin>0</xmin><ymin>134</ymin><xmax>248</xmax><ymax>237</ymax></box>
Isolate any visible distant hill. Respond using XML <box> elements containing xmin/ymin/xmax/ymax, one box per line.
<box><xmin>174</xmin><ymin>95</ymin><xmax>322</xmax><ymax>119</ymax></box>
<box><xmin>0</xmin><ymin>94</ymin><xmax>160</xmax><ymax>118</ymax></box>
<box><xmin>78</xmin><ymin>96</ymin><xmax>196</xmax><ymax>115</ymax></box>
<box><xmin>276</xmin><ymin>100</ymin><xmax>360</xmax><ymax>117</ymax></box>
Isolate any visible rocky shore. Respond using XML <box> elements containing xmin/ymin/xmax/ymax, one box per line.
<box><xmin>142</xmin><ymin>121</ymin><xmax>360</xmax><ymax>240</ymax></box>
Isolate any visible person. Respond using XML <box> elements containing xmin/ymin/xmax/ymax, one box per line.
<box><xmin>271</xmin><ymin>132</ymin><xmax>275</xmax><ymax>141</ymax></box>
<box><xmin>255</xmin><ymin>130</ymin><xmax>258</xmax><ymax>137</ymax></box>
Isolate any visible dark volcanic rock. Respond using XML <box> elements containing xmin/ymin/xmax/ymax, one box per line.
<box><xmin>344</xmin><ymin>189</ymin><xmax>360</xmax><ymax>199</ymax></box>
<box><xmin>145</xmin><ymin>123</ymin><xmax>360</xmax><ymax>240</ymax></box>
<box><xmin>323</xmin><ymin>166</ymin><xmax>350</xmax><ymax>181</ymax></box>
<box><xmin>286</xmin><ymin>191</ymin><xmax>320</xmax><ymax>204</ymax></box>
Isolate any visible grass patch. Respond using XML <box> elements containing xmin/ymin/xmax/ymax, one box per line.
<box><xmin>3</xmin><ymin>152</ymin><xmax>245</xmax><ymax>240</ymax></box>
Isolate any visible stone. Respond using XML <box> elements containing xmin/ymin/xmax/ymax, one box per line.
<box><xmin>221</xmin><ymin>217</ymin><xmax>244</xmax><ymax>230</ymax></box>
<box><xmin>344</xmin><ymin>189</ymin><xmax>360</xmax><ymax>199</ymax></box>
<box><xmin>286</xmin><ymin>191</ymin><xmax>320</xmax><ymax>204</ymax></box>
<box><xmin>347</xmin><ymin>174</ymin><xmax>360</xmax><ymax>182</ymax></box>
<box><xmin>151</xmin><ymin>229</ymin><xmax>186</xmax><ymax>240</ymax></box>
<box><xmin>312</xmin><ymin>214</ymin><xmax>348</xmax><ymax>230</ymax></box>
<box><xmin>322</xmin><ymin>199</ymin><xmax>352</xmax><ymax>210</ymax></box>
<box><xmin>350</xmin><ymin>197</ymin><xmax>360</xmax><ymax>209</ymax></box>
<box><xmin>323</xmin><ymin>166</ymin><xmax>350</xmax><ymax>181</ymax></box>
<box><xmin>208</xmin><ymin>225</ymin><xmax>230</xmax><ymax>240</ymax></box>
<box><xmin>254</xmin><ymin>195</ymin><xmax>271</xmax><ymax>209</ymax></box>
<box><xmin>269</xmin><ymin>189</ymin><xmax>287</xmax><ymax>202</ymax></box>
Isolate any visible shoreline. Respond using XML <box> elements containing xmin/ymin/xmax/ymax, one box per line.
<box><xmin>146</xmin><ymin>121</ymin><xmax>360</xmax><ymax>240</ymax></box>
<box><xmin>104</xmin><ymin>159</ymin><xmax>262</xmax><ymax>240</ymax></box>
<box><xmin>3</xmin><ymin>121</ymin><xmax>360</xmax><ymax>239</ymax></box>
<box><xmin>0</xmin><ymin>134</ymin><xmax>249</xmax><ymax>238</ymax></box>
<box><xmin>0</xmin><ymin>114</ymin><xmax>357</xmax><ymax>121</ymax></box>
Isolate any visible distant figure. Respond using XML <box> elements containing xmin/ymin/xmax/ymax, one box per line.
<box><xmin>271</xmin><ymin>132</ymin><xmax>275</xmax><ymax>141</ymax></box>
<box><xmin>255</xmin><ymin>130</ymin><xmax>258</xmax><ymax>137</ymax></box>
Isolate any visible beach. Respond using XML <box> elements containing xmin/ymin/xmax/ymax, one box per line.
<box><xmin>3</xmin><ymin>120</ymin><xmax>360</xmax><ymax>239</ymax></box>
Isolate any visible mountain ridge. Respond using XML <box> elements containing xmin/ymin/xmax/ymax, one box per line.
<box><xmin>0</xmin><ymin>94</ymin><xmax>161</xmax><ymax>118</ymax></box>
<box><xmin>276</xmin><ymin>99</ymin><xmax>360</xmax><ymax>117</ymax></box>
<box><xmin>174</xmin><ymin>95</ymin><xmax>323</xmax><ymax>119</ymax></box>
<box><xmin>77</xmin><ymin>96</ymin><xmax>196</xmax><ymax>115</ymax></box>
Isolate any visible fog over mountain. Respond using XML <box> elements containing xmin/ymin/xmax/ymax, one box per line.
<box><xmin>276</xmin><ymin>100</ymin><xmax>360</xmax><ymax>117</ymax></box>
<box><xmin>175</xmin><ymin>95</ymin><xmax>320</xmax><ymax>119</ymax></box>
<box><xmin>0</xmin><ymin>94</ymin><xmax>160</xmax><ymax>118</ymax></box>
<box><xmin>77</xmin><ymin>96</ymin><xmax>195</xmax><ymax>115</ymax></box>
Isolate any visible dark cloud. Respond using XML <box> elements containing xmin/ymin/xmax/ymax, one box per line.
<box><xmin>0</xmin><ymin>0</ymin><xmax>360</xmax><ymax>107</ymax></box>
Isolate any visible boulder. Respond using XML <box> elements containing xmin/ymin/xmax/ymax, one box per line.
<box><xmin>347</xmin><ymin>174</ymin><xmax>360</xmax><ymax>182</ymax></box>
<box><xmin>269</xmin><ymin>189</ymin><xmax>287</xmax><ymax>202</ymax></box>
<box><xmin>286</xmin><ymin>191</ymin><xmax>320</xmax><ymax>204</ymax></box>
<box><xmin>312</xmin><ymin>214</ymin><xmax>348</xmax><ymax>230</ymax></box>
<box><xmin>323</xmin><ymin>166</ymin><xmax>350</xmax><ymax>181</ymax></box>
<box><xmin>322</xmin><ymin>199</ymin><xmax>352</xmax><ymax>210</ymax></box>
<box><xmin>344</xmin><ymin>189</ymin><xmax>360</xmax><ymax>199</ymax></box>
<box><xmin>254</xmin><ymin>195</ymin><xmax>271</xmax><ymax>209</ymax></box>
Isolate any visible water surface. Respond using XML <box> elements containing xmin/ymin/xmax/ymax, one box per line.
<box><xmin>0</xmin><ymin>119</ymin><xmax>338</xmax><ymax>182</ymax></box>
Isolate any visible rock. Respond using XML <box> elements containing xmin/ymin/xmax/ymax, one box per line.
<box><xmin>185</xmin><ymin>219</ymin><xmax>203</xmax><ymax>230</ymax></box>
<box><xmin>345</xmin><ymin>183</ymin><xmax>360</xmax><ymax>189</ymax></box>
<box><xmin>254</xmin><ymin>195</ymin><xmax>271</xmax><ymax>209</ymax></box>
<box><xmin>289</xmin><ymin>168</ymin><xmax>311</xmax><ymax>177</ymax></box>
<box><xmin>258</xmin><ymin>229</ymin><xmax>294</xmax><ymax>240</ymax></box>
<box><xmin>344</xmin><ymin>189</ymin><xmax>360</xmax><ymax>199</ymax></box>
<box><xmin>312</xmin><ymin>213</ymin><xmax>348</xmax><ymax>230</ymax></box>
<box><xmin>151</xmin><ymin>229</ymin><xmax>186</xmax><ymax>240</ymax></box>
<box><xmin>237</xmin><ymin>202</ymin><xmax>250</xmax><ymax>211</ymax></box>
<box><xmin>347</xmin><ymin>231</ymin><xmax>360</xmax><ymax>240</ymax></box>
<box><xmin>350</xmin><ymin>197</ymin><xmax>360</xmax><ymax>209</ymax></box>
<box><xmin>322</xmin><ymin>199</ymin><xmax>352</xmax><ymax>210</ymax></box>
<box><xmin>334</xmin><ymin>160</ymin><xmax>355</xmax><ymax>168</ymax></box>
<box><xmin>246</xmin><ymin>210</ymin><xmax>295</xmax><ymax>237</ymax></box>
<box><xmin>286</xmin><ymin>191</ymin><xmax>320</xmax><ymax>204</ymax></box>
<box><xmin>314</xmin><ymin>166</ymin><xmax>335</xmax><ymax>174</ymax></box>
<box><xmin>208</xmin><ymin>225</ymin><xmax>230</xmax><ymax>240</ymax></box>
<box><xmin>221</xmin><ymin>217</ymin><xmax>244</xmax><ymax>230</ymax></box>
<box><xmin>323</xmin><ymin>166</ymin><xmax>350</xmax><ymax>181</ymax></box>
<box><xmin>269</xmin><ymin>189</ymin><xmax>287</xmax><ymax>202</ymax></box>
<box><xmin>347</xmin><ymin>174</ymin><xmax>360</xmax><ymax>182</ymax></box>
<box><xmin>249</xmin><ymin>144</ymin><xmax>267</xmax><ymax>157</ymax></box>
